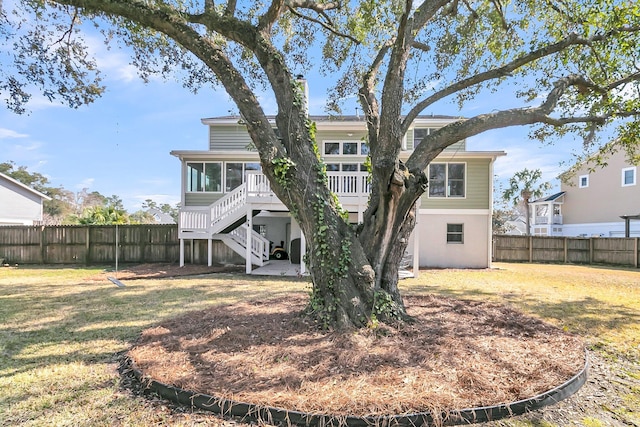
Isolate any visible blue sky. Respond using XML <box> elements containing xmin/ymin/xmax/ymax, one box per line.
<box><xmin>0</xmin><ymin>16</ymin><xmax>585</xmax><ymax>212</ymax></box>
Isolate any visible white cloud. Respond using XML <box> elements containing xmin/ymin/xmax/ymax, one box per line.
<box><xmin>0</xmin><ymin>128</ymin><xmax>29</xmax><ymax>139</ymax></box>
<box><xmin>75</xmin><ymin>178</ymin><xmax>95</xmax><ymax>190</ymax></box>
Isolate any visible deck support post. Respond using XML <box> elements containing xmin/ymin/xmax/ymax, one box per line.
<box><xmin>207</xmin><ymin>238</ymin><xmax>212</xmax><ymax>267</ymax></box>
<box><xmin>300</xmin><ymin>230</ymin><xmax>306</xmax><ymax>275</ymax></box>
<box><xmin>179</xmin><ymin>238</ymin><xmax>185</xmax><ymax>267</ymax></box>
<box><xmin>246</xmin><ymin>204</ymin><xmax>253</xmax><ymax>274</ymax></box>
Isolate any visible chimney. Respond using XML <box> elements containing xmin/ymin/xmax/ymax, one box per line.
<box><xmin>295</xmin><ymin>74</ymin><xmax>309</xmax><ymax>116</ymax></box>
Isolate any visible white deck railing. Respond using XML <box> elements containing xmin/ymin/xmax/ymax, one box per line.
<box><xmin>209</xmin><ymin>184</ymin><xmax>247</xmax><ymax>233</ymax></box>
<box><xmin>180</xmin><ymin>171</ymin><xmax>371</xmax><ymax>235</ymax></box>
<box><xmin>534</xmin><ymin>215</ymin><xmax>563</xmax><ymax>225</ymax></box>
<box><xmin>229</xmin><ymin>225</ymin><xmax>270</xmax><ymax>262</ymax></box>
<box><xmin>246</xmin><ymin>171</ymin><xmax>370</xmax><ymax>197</ymax></box>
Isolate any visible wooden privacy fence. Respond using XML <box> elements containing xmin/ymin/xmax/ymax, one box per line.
<box><xmin>0</xmin><ymin>225</ymin><xmax>180</xmax><ymax>265</ymax></box>
<box><xmin>493</xmin><ymin>235</ymin><xmax>640</xmax><ymax>268</ymax></box>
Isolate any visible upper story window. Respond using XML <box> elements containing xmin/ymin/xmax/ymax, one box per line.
<box><xmin>323</xmin><ymin>141</ymin><xmax>369</xmax><ymax>156</ymax></box>
<box><xmin>428</xmin><ymin>163</ymin><xmax>466</xmax><ymax>198</ymax></box>
<box><xmin>225</xmin><ymin>162</ymin><xmax>261</xmax><ymax>192</ymax></box>
<box><xmin>579</xmin><ymin>174</ymin><xmax>589</xmax><ymax>188</ymax></box>
<box><xmin>325</xmin><ymin>163</ymin><xmax>368</xmax><ymax>172</ymax></box>
<box><xmin>622</xmin><ymin>167</ymin><xmax>636</xmax><ymax>187</ymax></box>
<box><xmin>187</xmin><ymin>161</ymin><xmax>260</xmax><ymax>193</ymax></box>
<box><xmin>187</xmin><ymin>162</ymin><xmax>222</xmax><ymax>192</ymax></box>
<box><xmin>413</xmin><ymin>128</ymin><xmax>438</xmax><ymax>148</ymax></box>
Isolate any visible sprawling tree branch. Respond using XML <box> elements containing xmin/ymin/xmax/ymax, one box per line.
<box><xmin>286</xmin><ymin>5</ymin><xmax>359</xmax><ymax>43</ymax></box>
<box><xmin>406</xmin><ymin>74</ymin><xmax>598</xmax><ymax>170</ymax></box>
<box><xmin>402</xmin><ymin>26</ymin><xmax>640</xmax><ymax>134</ymax></box>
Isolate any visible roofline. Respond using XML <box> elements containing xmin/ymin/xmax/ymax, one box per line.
<box><xmin>0</xmin><ymin>172</ymin><xmax>52</xmax><ymax>201</ymax></box>
<box><xmin>170</xmin><ymin>150</ymin><xmax>506</xmax><ymax>161</ymax></box>
<box><xmin>200</xmin><ymin>114</ymin><xmax>464</xmax><ymax>128</ymax></box>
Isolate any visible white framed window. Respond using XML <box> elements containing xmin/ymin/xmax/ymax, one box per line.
<box><xmin>323</xmin><ymin>141</ymin><xmax>369</xmax><ymax>156</ymax></box>
<box><xmin>413</xmin><ymin>128</ymin><xmax>438</xmax><ymax>148</ymax></box>
<box><xmin>187</xmin><ymin>162</ymin><xmax>222</xmax><ymax>192</ymax></box>
<box><xmin>622</xmin><ymin>167</ymin><xmax>636</xmax><ymax>187</ymax></box>
<box><xmin>428</xmin><ymin>163</ymin><xmax>466</xmax><ymax>198</ymax></box>
<box><xmin>325</xmin><ymin>163</ymin><xmax>368</xmax><ymax>172</ymax></box>
<box><xmin>579</xmin><ymin>174</ymin><xmax>589</xmax><ymax>188</ymax></box>
<box><xmin>225</xmin><ymin>162</ymin><xmax>261</xmax><ymax>192</ymax></box>
<box><xmin>446</xmin><ymin>223</ymin><xmax>464</xmax><ymax>243</ymax></box>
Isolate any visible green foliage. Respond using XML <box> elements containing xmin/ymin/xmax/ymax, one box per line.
<box><xmin>271</xmin><ymin>156</ymin><xmax>296</xmax><ymax>189</ymax></box>
<box><xmin>0</xmin><ymin>161</ymin><xmax>50</xmax><ymax>193</ymax></box>
<box><xmin>502</xmin><ymin>168</ymin><xmax>552</xmax><ymax>206</ymax></box>
<box><xmin>74</xmin><ymin>206</ymin><xmax>130</xmax><ymax>225</ymax></box>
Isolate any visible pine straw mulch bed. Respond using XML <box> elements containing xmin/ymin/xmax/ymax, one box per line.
<box><xmin>127</xmin><ymin>294</ymin><xmax>585</xmax><ymax>419</ymax></box>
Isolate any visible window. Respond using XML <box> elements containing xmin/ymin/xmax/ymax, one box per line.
<box><xmin>446</xmin><ymin>224</ymin><xmax>464</xmax><ymax>243</ymax></box>
<box><xmin>622</xmin><ymin>167</ymin><xmax>636</xmax><ymax>187</ymax></box>
<box><xmin>187</xmin><ymin>162</ymin><xmax>222</xmax><ymax>192</ymax></box>
<box><xmin>325</xmin><ymin>163</ymin><xmax>368</xmax><ymax>172</ymax></box>
<box><xmin>413</xmin><ymin>128</ymin><xmax>438</xmax><ymax>148</ymax></box>
<box><xmin>225</xmin><ymin>163</ymin><xmax>243</xmax><ymax>192</ymax></box>
<box><xmin>579</xmin><ymin>174</ymin><xmax>589</xmax><ymax>188</ymax></box>
<box><xmin>428</xmin><ymin>163</ymin><xmax>465</xmax><ymax>197</ymax></box>
<box><xmin>323</xmin><ymin>141</ymin><xmax>369</xmax><ymax>156</ymax></box>
<box><xmin>225</xmin><ymin>162</ymin><xmax>262</xmax><ymax>192</ymax></box>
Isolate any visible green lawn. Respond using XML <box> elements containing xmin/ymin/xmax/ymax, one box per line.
<box><xmin>0</xmin><ymin>263</ymin><xmax>638</xmax><ymax>426</ymax></box>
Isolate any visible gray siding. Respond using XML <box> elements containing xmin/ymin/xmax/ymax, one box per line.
<box><xmin>0</xmin><ymin>179</ymin><xmax>43</xmax><ymax>224</ymax></box>
<box><xmin>209</xmin><ymin>125</ymin><xmax>255</xmax><ymax>150</ymax></box>
<box><xmin>185</xmin><ymin>192</ymin><xmax>223</xmax><ymax>206</ymax></box>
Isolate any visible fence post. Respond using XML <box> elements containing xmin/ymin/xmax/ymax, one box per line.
<box><xmin>85</xmin><ymin>226</ymin><xmax>91</xmax><ymax>265</ymax></box>
<box><xmin>635</xmin><ymin>238</ymin><xmax>639</xmax><ymax>269</ymax></box>
<box><xmin>528</xmin><ymin>235</ymin><xmax>533</xmax><ymax>263</ymax></box>
<box><xmin>589</xmin><ymin>238</ymin><xmax>594</xmax><ymax>264</ymax></box>
<box><xmin>39</xmin><ymin>225</ymin><xmax>46</xmax><ymax>264</ymax></box>
<box><xmin>564</xmin><ymin>237</ymin><xmax>568</xmax><ymax>263</ymax></box>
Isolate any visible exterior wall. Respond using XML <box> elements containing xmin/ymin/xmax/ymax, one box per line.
<box><xmin>561</xmin><ymin>150</ymin><xmax>639</xmax><ymax>226</ymax></box>
<box><xmin>0</xmin><ymin>178</ymin><xmax>44</xmax><ymax>225</ymax></box>
<box><xmin>412</xmin><ymin>210</ymin><xmax>491</xmax><ymax>268</ymax></box>
<box><xmin>562</xmin><ymin>222</ymin><xmax>640</xmax><ymax>238</ymax></box>
<box><xmin>209</xmin><ymin>125</ymin><xmax>254</xmax><ymax>150</ymax></box>
<box><xmin>420</xmin><ymin>158</ymin><xmax>491</xmax><ymax>210</ymax></box>
<box><xmin>177</xmin><ymin>115</ymin><xmax>501</xmax><ymax>270</ymax></box>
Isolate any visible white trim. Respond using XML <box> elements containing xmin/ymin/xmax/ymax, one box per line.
<box><xmin>621</xmin><ymin>166</ymin><xmax>636</xmax><ymax>187</ymax></box>
<box><xmin>419</xmin><ymin>209</ymin><xmax>490</xmax><ymax>215</ymax></box>
<box><xmin>579</xmin><ymin>174</ymin><xmax>589</xmax><ymax>188</ymax></box>
<box><xmin>0</xmin><ymin>172</ymin><xmax>51</xmax><ymax>201</ymax></box>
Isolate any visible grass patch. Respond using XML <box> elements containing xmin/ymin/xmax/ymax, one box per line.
<box><xmin>0</xmin><ymin>263</ymin><xmax>638</xmax><ymax>426</ymax></box>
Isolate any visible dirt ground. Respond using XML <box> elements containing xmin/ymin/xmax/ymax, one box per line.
<box><xmin>114</xmin><ymin>264</ymin><xmax>635</xmax><ymax>426</ymax></box>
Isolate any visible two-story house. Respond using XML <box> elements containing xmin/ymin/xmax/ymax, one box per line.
<box><xmin>0</xmin><ymin>172</ymin><xmax>51</xmax><ymax>225</ymax></box>
<box><xmin>171</xmin><ymin>115</ymin><xmax>505</xmax><ymax>274</ymax></box>
<box><xmin>557</xmin><ymin>147</ymin><xmax>640</xmax><ymax>237</ymax></box>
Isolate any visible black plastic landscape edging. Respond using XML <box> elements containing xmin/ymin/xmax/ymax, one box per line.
<box><xmin>125</xmin><ymin>355</ymin><xmax>588</xmax><ymax>427</ymax></box>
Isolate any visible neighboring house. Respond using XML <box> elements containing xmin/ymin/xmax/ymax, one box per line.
<box><xmin>528</xmin><ymin>192</ymin><xmax>566</xmax><ymax>236</ymax></box>
<box><xmin>559</xmin><ymin>148</ymin><xmax>639</xmax><ymax>237</ymax></box>
<box><xmin>530</xmin><ymin>147</ymin><xmax>640</xmax><ymax>237</ymax></box>
<box><xmin>146</xmin><ymin>208</ymin><xmax>176</xmax><ymax>224</ymax></box>
<box><xmin>171</xmin><ymin>112</ymin><xmax>505</xmax><ymax>274</ymax></box>
<box><xmin>0</xmin><ymin>172</ymin><xmax>51</xmax><ymax>225</ymax></box>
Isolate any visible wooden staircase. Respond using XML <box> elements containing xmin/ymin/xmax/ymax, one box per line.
<box><xmin>178</xmin><ymin>183</ymin><xmax>270</xmax><ymax>265</ymax></box>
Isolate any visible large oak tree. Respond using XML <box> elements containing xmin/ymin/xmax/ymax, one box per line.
<box><xmin>2</xmin><ymin>0</ymin><xmax>639</xmax><ymax>328</ymax></box>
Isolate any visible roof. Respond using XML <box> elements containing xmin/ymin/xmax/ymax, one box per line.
<box><xmin>531</xmin><ymin>191</ymin><xmax>565</xmax><ymax>204</ymax></box>
<box><xmin>0</xmin><ymin>172</ymin><xmax>52</xmax><ymax>201</ymax></box>
<box><xmin>201</xmin><ymin>114</ymin><xmax>464</xmax><ymax>127</ymax></box>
